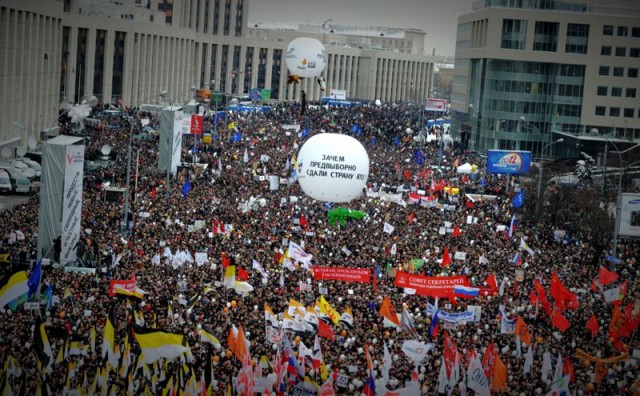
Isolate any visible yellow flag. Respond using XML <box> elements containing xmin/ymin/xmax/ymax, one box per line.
<box><xmin>223</xmin><ymin>266</ymin><xmax>236</xmax><ymax>289</ymax></box>
<box><xmin>318</xmin><ymin>296</ymin><xmax>340</xmax><ymax>325</ymax></box>
<box><xmin>227</xmin><ymin>121</ymin><xmax>236</xmax><ymax>131</ymax></box>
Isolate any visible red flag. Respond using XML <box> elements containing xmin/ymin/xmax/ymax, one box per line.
<box><xmin>407</xmin><ymin>212</ymin><xmax>415</xmax><ymax>225</ymax></box>
<box><xmin>151</xmin><ymin>188</ymin><xmax>156</xmax><ymax>200</ymax></box>
<box><xmin>452</xmin><ymin>226</ymin><xmax>461</xmax><ymax>237</ymax></box>
<box><xmin>299</xmin><ymin>215</ymin><xmax>308</xmax><ymax>229</ymax></box>
<box><xmin>482</xmin><ymin>342</ymin><xmax>497</xmax><ymax>380</ymax></box>
<box><xmin>318</xmin><ymin>320</ymin><xmax>334</xmax><ymax>340</ymax></box>
<box><xmin>403</xmin><ymin>169</ymin><xmax>411</xmax><ymax>180</ymax></box>
<box><xmin>485</xmin><ymin>274</ymin><xmax>498</xmax><ymax>290</ymax></box>
<box><xmin>598</xmin><ymin>267</ymin><xmax>619</xmax><ymax>285</ymax></box>
<box><xmin>563</xmin><ymin>357</ymin><xmax>575</xmax><ymax>382</ymax></box>
<box><xmin>221</xmin><ymin>255</ymin><xmax>230</xmax><ymax>269</ymax></box>
<box><xmin>550</xmin><ymin>271</ymin><xmax>578</xmax><ymax>310</ymax></box>
<box><xmin>465</xmin><ymin>200</ymin><xmax>474</xmax><ymax>209</ymax></box>
<box><xmin>591</xmin><ymin>279</ymin><xmax>599</xmax><ymax>292</ymax></box>
<box><xmin>443</xmin><ymin>331</ymin><xmax>458</xmax><ymax>378</ymax></box>
<box><xmin>551</xmin><ymin>309</ymin><xmax>571</xmax><ymax>332</ymax></box>
<box><xmin>237</xmin><ymin>267</ymin><xmax>249</xmax><ymax>281</ymax></box>
<box><xmin>586</xmin><ymin>314</ymin><xmax>600</xmax><ymax>338</ymax></box>
<box><xmin>441</xmin><ymin>247</ymin><xmax>452</xmax><ymax>267</ymax></box>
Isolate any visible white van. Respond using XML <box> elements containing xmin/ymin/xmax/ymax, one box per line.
<box><xmin>0</xmin><ymin>170</ymin><xmax>11</xmax><ymax>193</ymax></box>
<box><xmin>17</xmin><ymin>158</ymin><xmax>41</xmax><ymax>178</ymax></box>
<box><xmin>0</xmin><ymin>161</ymin><xmax>35</xmax><ymax>180</ymax></box>
<box><xmin>6</xmin><ymin>170</ymin><xmax>31</xmax><ymax>194</ymax></box>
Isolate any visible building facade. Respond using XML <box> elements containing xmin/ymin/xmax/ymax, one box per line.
<box><xmin>0</xmin><ymin>0</ymin><xmax>440</xmax><ymax>152</ymax></box>
<box><xmin>450</xmin><ymin>0</ymin><xmax>640</xmax><ymax>158</ymax></box>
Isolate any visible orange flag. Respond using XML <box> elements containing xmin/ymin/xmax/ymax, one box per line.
<box><xmin>491</xmin><ymin>355</ymin><xmax>508</xmax><ymax>391</ymax></box>
<box><xmin>515</xmin><ymin>316</ymin><xmax>531</xmax><ymax>346</ymax></box>
<box><xmin>379</xmin><ymin>296</ymin><xmax>400</xmax><ymax>327</ymax></box>
<box><xmin>227</xmin><ymin>325</ymin><xmax>238</xmax><ymax>355</ymax></box>
<box><xmin>234</xmin><ymin>325</ymin><xmax>249</xmax><ymax>362</ymax></box>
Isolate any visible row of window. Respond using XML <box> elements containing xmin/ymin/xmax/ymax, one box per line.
<box><xmin>598</xmin><ymin>66</ymin><xmax>638</xmax><ymax>78</ymax></box>
<box><xmin>603</xmin><ymin>25</ymin><xmax>640</xmax><ymax>38</ymax></box>
<box><xmin>601</xmin><ymin>46</ymin><xmax>640</xmax><ymax>57</ymax></box>
<box><xmin>595</xmin><ymin>107</ymin><xmax>639</xmax><ymax>118</ymax></box>
<box><xmin>597</xmin><ymin>86</ymin><xmax>637</xmax><ymax>98</ymax></box>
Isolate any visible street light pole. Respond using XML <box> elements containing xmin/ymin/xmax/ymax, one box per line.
<box><xmin>535</xmin><ymin>138</ymin><xmax>564</xmax><ymax>218</ymax></box>
<box><xmin>121</xmin><ymin>115</ymin><xmax>135</xmax><ymax>236</ymax></box>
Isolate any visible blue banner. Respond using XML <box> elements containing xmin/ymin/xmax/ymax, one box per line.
<box><xmin>426</xmin><ymin>304</ymin><xmax>476</xmax><ymax>323</ymax></box>
<box><xmin>487</xmin><ymin>150</ymin><xmax>532</xmax><ymax>174</ymax></box>
<box><xmin>606</xmin><ymin>255</ymin><xmax>621</xmax><ymax>264</ymax></box>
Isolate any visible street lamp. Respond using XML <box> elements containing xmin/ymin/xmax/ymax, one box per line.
<box><xmin>535</xmin><ymin>138</ymin><xmax>564</xmax><ymax>217</ymax></box>
<box><xmin>519</xmin><ymin>116</ymin><xmax>544</xmax><ymax>160</ymax></box>
<box><xmin>121</xmin><ymin>91</ymin><xmax>166</xmax><ymax>236</ymax></box>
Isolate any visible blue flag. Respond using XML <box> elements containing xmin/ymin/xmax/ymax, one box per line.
<box><xmin>230</xmin><ymin>132</ymin><xmax>242</xmax><ymax>143</ymax></box>
<box><xmin>182</xmin><ymin>179</ymin><xmax>191</xmax><ymax>198</ymax></box>
<box><xmin>298</xmin><ymin>128</ymin><xmax>309</xmax><ymax>139</ymax></box>
<box><xmin>512</xmin><ymin>189</ymin><xmax>525</xmax><ymax>208</ymax></box>
<box><xmin>350</xmin><ymin>124</ymin><xmax>362</xmax><ymax>135</ymax></box>
<box><xmin>27</xmin><ymin>259</ymin><xmax>42</xmax><ymax>301</ymax></box>
<box><xmin>393</xmin><ymin>136</ymin><xmax>400</xmax><ymax>146</ymax></box>
<box><xmin>371</xmin><ymin>137</ymin><xmax>377</xmax><ymax>146</ymax></box>
<box><xmin>376</xmin><ymin>265</ymin><xmax>381</xmax><ymax>278</ymax></box>
<box><xmin>43</xmin><ymin>284</ymin><xmax>53</xmax><ymax>312</ymax></box>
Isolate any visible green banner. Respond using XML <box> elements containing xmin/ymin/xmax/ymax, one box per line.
<box><xmin>260</xmin><ymin>89</ymin><xmax>271</xmax><ymax>101</ymax></box>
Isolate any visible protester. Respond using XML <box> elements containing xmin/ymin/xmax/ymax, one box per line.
<box><xmin>0</xmin><ymin>101</ymin><xmax>637</xmax><ymax>395</ymax></box>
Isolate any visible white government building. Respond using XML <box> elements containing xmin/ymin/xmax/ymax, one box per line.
<box><xmin>0</xmin><ymin>0</ymin><xmax>441</xmax><ymax>152</ymax></box>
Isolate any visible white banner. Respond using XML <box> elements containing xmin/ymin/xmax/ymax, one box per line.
<box><xmin>329</xmin><ymin>89</ymin><xmax>347</xmax><ymax>100</ymax></box>
<box><xmin>60</xmin><ymin>144</ymin><xmax>84</xmax><ymax>265</ymax></box>
<box><xmin>171</xmin><ymin>111</ymin><xmax>184</xmax><ymax>175</ymax></box>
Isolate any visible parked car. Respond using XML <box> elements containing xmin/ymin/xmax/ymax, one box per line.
<box><xmin>0</xmin><ymin>170</ymin><xmax>12</xmax><ymax>193</ymax></box>
<box><xmin>17</xmin><ymin>157</ymin><xmax>41</xmax><ymax>178</ymax></box>
<box><xmin>5</xmin><ymin>169</ymin><xmax>31</xmax><ymax>194</ymax></box>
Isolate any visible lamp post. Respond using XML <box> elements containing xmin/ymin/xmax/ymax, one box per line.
<box><xmin>535</xmin><ymin>138</ymin><xmax>564</xmax><ymax>217</ymax></box>
<box><xmin>121</xmin><ymin>91</ymin><xmax>166</xmax><ymax>236</ymax></box>
<box><xmin>519</xmin><ymin>116</ymin><xmax>544</xmax><ymax>160</ymax></box>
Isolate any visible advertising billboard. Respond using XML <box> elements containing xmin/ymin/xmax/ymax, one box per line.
<box><xmin>486</xmin><ymin>150</ymin><xmax>532</xmax><ymax>174</ymax></box>
<box><xmin>618</xmin><ymin>193</ymin><xmax>640</xmax><ymax>238</ymax></box>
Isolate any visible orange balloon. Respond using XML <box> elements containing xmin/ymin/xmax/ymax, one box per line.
<box><xmin>223</xmin><ymin>307</ymin><xmax>229</xmax><ymax>313</ymax></box>
<box><xmin>536</xmin><ymin>336</ymin><xmax>543</xmax><ymax>344</ymax></box>
<box><xmin>225</xmin><ymin>350</ymin><xmax>232</xmax><ymax>358</ymax></box>
<box><xmin>231</xmin><ymin>300</ymin><xmax>237</xmax><ymax>308</ymax></box>
<box><xmin>213</xmin><ymin>355</ymin><xmax>220</xmax><ymax>362</ymax></box>
<box><xmin>341</xmin><ymin>330</ymin><xmax>347</xmax><ymax>337</ymax></box>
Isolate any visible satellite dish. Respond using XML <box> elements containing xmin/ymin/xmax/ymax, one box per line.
<box><xmin>16</xmin><ymin>146</ymin><xmax>27</xmax><ymax>157</ymax></box>
<box><xmin>27</xmin><ymin>136</ymin><xmax>37</xmax><ymax>150</ymax></box>
<box><xmin>85</xmin><ymin>95</ymin><xmax>99</xmax><ymax>107</ymax></box>
<box><xmin>101</xmin><ymin>145</ymin><xmax>112</xmax><ymax>156</ymax></box>
<box><xmin>1</xmin><ymin>148</ymin><xmax>12</xmax><ymax>159</ymax></box>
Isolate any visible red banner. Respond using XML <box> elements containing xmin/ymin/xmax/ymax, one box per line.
<box><xmin>394</xmin><ymin>272</ymin><xmax>468</xmax><ymax>297</ymax></box>
<box><xmin>312</xmin><ymin>266</ymin><xmax>370</xmax><ymax>283</ymax></box>
<box><xmin>190</xmin><ymin>114</ymin><xmax>204</xmax><ymax>135</ymax></box>
<box><xmin>108</xmin><ymin>275</ymin><xmax>137</xmax><ymax>296</ymax></box>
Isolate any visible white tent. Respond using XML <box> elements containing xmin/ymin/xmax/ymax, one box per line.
<box><xmin>456</xmin><ymin>163</ymin><xmax>474</xmax><ymax>174</ymax></box>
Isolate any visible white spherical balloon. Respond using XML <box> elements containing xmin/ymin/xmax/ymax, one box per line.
<box><xmin>297</xmin><ymin>133</ymin><xmax>369</xmax><ymax>202</ymax></box>
<box><xmin>285</xmin><ymin>37</ymin><xmax>327</xmax><ymax>78</ymax></box>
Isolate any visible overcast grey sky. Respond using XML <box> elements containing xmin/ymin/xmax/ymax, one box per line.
<box><xmin>248</xmin><ymin>0</ymin><xmax>473</xmax><ymax>57</ymax></box>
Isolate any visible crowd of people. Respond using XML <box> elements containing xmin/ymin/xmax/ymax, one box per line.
<box><xmin>0</xmin><ymin>100</ymin><xmax>638</xmax><ymax>395</ymax></box>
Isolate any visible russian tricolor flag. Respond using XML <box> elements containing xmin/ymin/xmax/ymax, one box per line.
<box><xmin>513</xmin><ymin>252</ymin><xmax>523</xmax><ymax>266</ymax></box>
<box><xmin>453</xmin><ymin>285</ymin><xmax>480</xmax><ymax>298</ymax></box>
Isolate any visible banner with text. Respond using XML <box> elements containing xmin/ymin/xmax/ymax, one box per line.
<box><xmin>60</xmin><ymin>144</ymin><xmax>84</xmax><ymax>265</ymax></box>
<box><xmin>312</xmin><ymin>266</ymin><xmax>370</xmax><ymax>283</ymax></box>
<box><xmin>108</xmin><ymin>276</ymin><xmax>137</xmax><ymax>296</ymax></box>
<box><xmin>394</xmin><ymin>272</ymin><xmax>468</xmax><ymax>297</ymax></box>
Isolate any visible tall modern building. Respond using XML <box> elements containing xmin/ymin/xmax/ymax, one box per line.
<box><xmin>450</xmin><ymin>0</ymin><xmax>640</xmax><ymax>158</ymax></box>
<box><xmin>0</xmin><ymin>0</ymin><xmax>440</xmax><ymax>153</ymax></box>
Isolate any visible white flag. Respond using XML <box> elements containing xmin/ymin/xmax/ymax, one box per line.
<box><xmin>520</xmin><ymin>237</ymin><xmax>535</xmax><ymax>256</ymax></box>
<box><xmin>252</xmin><ymin>259</ymin><xmax>267</xmax><ymax>280</ymax></box>
<box><xmin>552</xmin><ymin>352</ymin><xmax>563</xmax><ymax>384</ymax></box>
<box><xmin>541</xmin><ymin>350</ymin><xmax>552</xmax><ymax>383</ymax></box>
<box><xmin>243</xmin><ymin>148</ymin><xmax>249</xmax><ymax>163</ymax></box>
<box><xmin>466</xmin><ymin>355</ymin><xmax>489</xmax><ymax>396</ymax></box>
<box><xmin>383</xmin><ymin>222</ymin><xmax>395</xmax><ymax>234</ymax></box>
<box><xmin>515</xmin><ymin>336</ymin><xmax>522</xmax><ymax>358</ymax></box>
<box><xmin>390</xmin><ymin>243</ymin><xmax>397</xmax><ymax>256</ymax></box>
<box><xmin>524</xmin><ymin>345</ymin><xmax>533</xmax><ymax>374</ymax></box>
<box><xmin>604</xmin><ymin>287</ymin><xmax>621</xmax><ymax>302</ymax></box>
<box><xmin>288</xmin><ymin>241</ymin><xmax>313</xmax><ymax>268</ymax></box>
<box><xmin>437</xmin><ymin>356</ymin><xmax>448</xmax><ymax>393</ymax></box>
<box><xmin>382</xmin><ymin>342</ymin><xmax>392</xmax><ymax>386</ymax></box>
